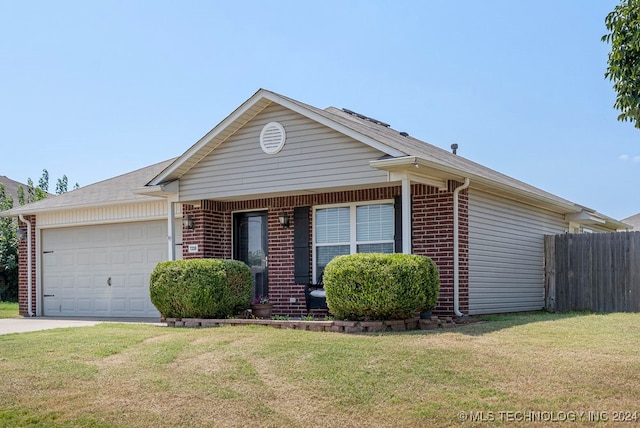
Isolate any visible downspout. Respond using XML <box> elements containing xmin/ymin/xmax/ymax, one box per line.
<box><xmin>453</xmin><ymin>178</ymin><xmax>470</xmax><ymax>318</ymax></box>
<box><xmin>18</xmin><ymin>215</ymin><xmax>33</xmax><ymax>317</ymax></box>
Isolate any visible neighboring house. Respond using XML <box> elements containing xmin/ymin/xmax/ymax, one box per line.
<box><xmin>1</xmin><ymin>89</ymin><xmax>628</xmax><ymax>318</ymax></box>
<box><xmin>622</xmin><ymin>213</ymin><xmax>640</xmax><ymax>231</ymax></box>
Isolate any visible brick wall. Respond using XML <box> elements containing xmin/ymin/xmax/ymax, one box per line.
<box><xmin>181</xmin><ymin>183</ymin><xmax>469</xmax><ymax>317</ymax></box>
<box><xmin>412</xmin><ymin>181</ymin><xmax>469</xmax><ymax>315</ymax></box>
<box><xmin>17</xmin><ymin>215</ymin><xmax>36</xmax><ymax>316</ymax></box>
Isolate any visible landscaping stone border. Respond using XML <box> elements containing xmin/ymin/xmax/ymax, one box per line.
<box><xmin>164</xmin><ymin>315</ymin><xmax>471</xmax><ymax>333</ymax></box>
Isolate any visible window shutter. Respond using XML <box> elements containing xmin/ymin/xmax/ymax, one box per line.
<box><xmin>294</xmin><ymin>206</ymin><xmax>310</xmax><ymax>284</ymax></box>
<box><xmin>394</xmin><ymin>195</ymin><xmax>403</xmax><ymax>253</ymax></box>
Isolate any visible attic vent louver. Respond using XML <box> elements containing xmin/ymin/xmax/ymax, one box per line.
<box><xmin>260</xmin><ymin>122</ymin><xmax>286</xmax><ymax>154</ymax></box>
<box><xmin>342</xmin><ymin>108</ymin><xmax>391</xmax><ymax>127</ymax></box>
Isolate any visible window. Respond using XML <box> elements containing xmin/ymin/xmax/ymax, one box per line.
<box><xmin>314</xmin><ymin>201</ymin><xmax>394</xmax><ymax>282</ymax></box>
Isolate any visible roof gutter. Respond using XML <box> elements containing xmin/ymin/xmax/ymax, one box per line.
<box><xmin>18</xmin><ymin>215</ymin><xmax>33</xmax><ymax>317</ymax></box>
<box><xmin>371</xmin><ymin>156</ymin><xmax>582</xmax><ymax>214</ymax></box>
<box><xmin>453</xmin><ymin>178</ymin><xmax>470</xmax><ymax>318</ymax></box>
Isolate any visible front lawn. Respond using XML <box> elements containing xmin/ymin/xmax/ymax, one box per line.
<box><xmin>1</xmin><ymin>312</ymin><xmax>639</xmax><ymax>427</ymax></box>
<box><xmin>0</xmin><ymin>301</ymin><xmax>18</xmax><ymax>318</ymax></box>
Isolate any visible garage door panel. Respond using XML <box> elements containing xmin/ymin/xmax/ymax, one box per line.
<box><xmin>61</xmin><ymin>275</ymin><xmax>75</xmax><ymax>289</ymax></box>
<box><xmin>94</xmin><ymin>250</ymin><xmax>108</xmax><ymax>265</ymax></box>
<box><xmin>77</xmin><ymin>251</ymin><xmax>91</xmax><ymax>265</ymax></box>
<box><xmin>128</xmin><ymin>248</ymin><xmax>144</xmax><ymax>264</ymax></box>
<box><xmin>61</xmin><ymin>298</ymin><xmax>75</xmax><ymax>312</ymax></box>
<box><xmin>110</xmin><ymin>274</ymin><xmax>126</xmax><ymax>288</ymax></box>
<box><xmin>58</xmin><ymin>252</ymin><xmax>75</xmax><ymax>267</ymax></box>
<box><xmin>110</xmin><ymin>249</ymin><xmax>126</xmax><ymax>265</ymax></box>
<box><xmin>128</xmin><ymin>226</ymin><xmax>144</xmax><ymax>240</ymax></box>
<box><xmin>129</xmin><ymin>298</ymin><xmax>147</xmax><ymax>314</ymax></box>
<box><xmin>77</xmin><ymin>229</ymin><xmax>92</xmax><ymax>244</ymax></box>
<box><xmin>76</xmin><ymin>274</ymin><xmax>93</xmax><ymax>289</ymax></box>
<box><xmin>77</xmin><ymin>298</ymin><xmax>92</xmax><ymax>312</ymax></box>
<box><xmin>147</xmin><ymin>248</ymin><xmax>164</xmax><ymax>262</ymax></box>
<box><xmin>111</xmin><ymin>298</ymin><xmax>127</xmax><ymax>313</ymax></box>
<box><xmin>42</xmin><ymin>220</ymin><xmax>182</xmax><ymax>317</ymax></box>
<box><xmin>109</xmin><ymin>227</ymin><xmax>126</xmax><ymax>242</ymax></box>
<box><xmin>129</xmin><ymin>274</ymin><xmax>145</xmax><ymax>289</ymax></box>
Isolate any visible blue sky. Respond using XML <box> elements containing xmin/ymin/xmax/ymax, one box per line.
<box><xmin>1</xmin><ymin>1</ymin><xmax>638</xmax><ymax>219</ymax></box>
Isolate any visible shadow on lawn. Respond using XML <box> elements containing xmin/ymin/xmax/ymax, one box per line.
<box><xmin>447</xmin><ymin>310</ymin><xmax>594</xmax><ymax>336</ymax></box>
<box><xmin>394</xmin><ymin>310</ymin><xmax>595</xmax><ymax>337</ymax></box>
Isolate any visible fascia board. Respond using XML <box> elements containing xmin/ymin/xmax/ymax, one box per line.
<box><xmin>0</xmin><ymin>197</ymin><xmax>165</xmax><ymax>216</ymax></box>
<box><xmin>148</xmin><ymin>90</ymin><xmax>272</xmax><ymax>186</ymax></box>
<box><xmin>371</xmin><ymin>156</ymin><xmax>581</xmax><ymax>214</ymax></box>
<box><xmin>132</xmin><ymin>180</ymin><xmax>178</xmax><ymax>197</ymax></box>
<box><xmin>388</xmin><ymin>171</ymin><xmax>447</xmax><ymax>191</ymax></box>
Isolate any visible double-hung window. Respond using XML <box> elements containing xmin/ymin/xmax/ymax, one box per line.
<box><xmin>314</xmin><ymin>201</ymin><xmax>394</xmax><ymax>282</ymax></box>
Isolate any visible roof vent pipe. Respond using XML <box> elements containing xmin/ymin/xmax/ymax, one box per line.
<box><xmin>18</xmin><ymin>215</ymin><xmax>33</xmax><ymax>317</ymax></box>
<box><xmin>451</xmin><ymin>143</ymin><xmax>459</xmax><ymax>155</ymax></box>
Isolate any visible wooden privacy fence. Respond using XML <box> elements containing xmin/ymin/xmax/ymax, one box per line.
<box><xmin>545</xmin><ymin>231</ymin><xmax>640</xmax><ymax>312</ymax></box>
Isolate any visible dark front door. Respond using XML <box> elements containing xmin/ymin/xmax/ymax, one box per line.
<box><xmin>234</xmin><ymin>211</ymin><xmax>268</xmax><ymax>300</ymax></box>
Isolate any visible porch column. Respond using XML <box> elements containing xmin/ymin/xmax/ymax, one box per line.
<box><xmin>401</xmin><ymin>176</ymin><xmax>412</xmax><ymax>254</ymax></box>
<box><xmin>167</xmin><ymin>198</ymin><xmax>177</xmax><ymax>261</ymax></box>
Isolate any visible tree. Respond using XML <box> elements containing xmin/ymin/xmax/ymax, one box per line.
<box><xmin>38</xmin><ymin>169</ymin><xmax>49</xmax><ymax>192</ymax></box>
<box><xmin>602</xmin><ymin>0</ymin><xmax>640</xmax><ymax>128</ymax></box>
<box><xmin>17</xmin><ymin>169</ymin><xmax>75</xmax><ymax>204</ymax></box>
<box><xmin>0</xmin><ymin>184</ymin><xmax>18</xmax><ymax>301</ymax></box>
<box><xmin>56</xmin><ymin>175</ymin><xmax>68</xmax><ymax>195</ymax></box>
<box><xmin>2</xmin><ymin>169</ymin><xmax>79</xmax><ymax>301</ymax></box>
<box><xmin>55</xmin><ymin>175</ymin><xmax>79</xmax><ymax>194</ymax></box>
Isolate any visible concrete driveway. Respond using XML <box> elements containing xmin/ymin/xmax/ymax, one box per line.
<box><xmin>0</xmin><ymin>317</ymin><xmax>162</xmax><ymax>335</ymax></box>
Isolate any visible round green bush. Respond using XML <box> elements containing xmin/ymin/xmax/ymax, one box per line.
<box><xmin>323</xmin><ymin>253</ymin><xmax>440</xmax><ymax>321</ymax></box>
<box><xmin>149</xmin><ymin>259</ymin><xmax>252</xmax><ymax>318</ymax></box>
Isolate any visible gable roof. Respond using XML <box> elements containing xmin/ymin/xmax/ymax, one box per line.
<box><xmin>1</xmin><ymin>89</ymin><xmax>628</xmax><ymax>230</ymax></box>
<box><xmin>148</xmin><ymin>88</ymin><xmax>626</xmax><ymax>229</ymax></box>
<box><xmin>622</xmin><ymin>213</ymin><xmax>640</xmax><ymax>230</ymax></box>
<box><xmin>1</xmin><ymin>159</ymin><xmax>176</xmax><ymax>216</ymax></box>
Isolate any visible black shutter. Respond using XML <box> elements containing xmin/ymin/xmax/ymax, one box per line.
<box><xmin>394</xmin><ymin>195</ymin><xmax>403</xmax><ymax>253</ymax></box>
<box><xmin>294</xmin><ymin>206</ymin><xmax>310</xmax><ymax>284</ymax></box>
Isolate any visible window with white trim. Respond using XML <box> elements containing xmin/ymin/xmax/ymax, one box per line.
<box><xmin>314</xmin><ymin>201</ymin><xmax>394</xmax><ymax>282</ymax></box>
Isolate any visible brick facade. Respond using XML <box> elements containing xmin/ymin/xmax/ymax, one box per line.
<box><xmin>17</xmin><ymin>215</ymin><xmax>36</xmax><ymax>317</ymax></box>
<box><xmin>181</xmin><ymin>183</ymin><xmax>469</xmax><ymax>317</ymax></box>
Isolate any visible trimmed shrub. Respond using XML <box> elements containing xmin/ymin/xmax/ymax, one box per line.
<box><xmin>149</xmin><ymin>259</ymin><xmax>252</xmax><ymax>319</ymax></box>
<box><xmin>323</xmin><ymin>253</ymin><xmax>440</xmax><ymax>321</ymax></box>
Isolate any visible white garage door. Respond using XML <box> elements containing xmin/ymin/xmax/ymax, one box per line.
<box><xmin>42</xmin><ymin>220</ymin><xmax>182</xmax><ymax>318</ymax></box>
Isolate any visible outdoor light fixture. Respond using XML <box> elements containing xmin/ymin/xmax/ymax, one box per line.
<box><xmin>278</xmin><ymin>212</ymin><xmax>290</xmax><ymax>228</ymax></box>
<box><xmin>16</xmin><ymin>228</ymin><xmax>26</xmax><ymax>242</ymax></box>
<box><xmin>183</xmin><ymin>214</ymin><xmax>195</xmax><ymax>230</ymax></box>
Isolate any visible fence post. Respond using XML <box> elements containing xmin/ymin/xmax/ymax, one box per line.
<box><xmin>544</xmin><ymin>235</ymin><xmax>556</xmax><ymax>312</ymax></box>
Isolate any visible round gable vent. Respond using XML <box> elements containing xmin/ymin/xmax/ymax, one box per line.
<box><xmin>260</xmin><ymin>121</ymin><xmax>286</xmax><ymax>154</ymax></box>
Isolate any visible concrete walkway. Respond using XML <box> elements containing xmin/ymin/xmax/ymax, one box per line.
<box><xmin>0</xmin><ymin>317</ymin><xmax>162</xmax><ymax>335</ymax></box>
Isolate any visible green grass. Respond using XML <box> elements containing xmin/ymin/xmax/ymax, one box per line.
<box><xmin>1</xmin><ymin>312</ymin><xmax>639</xmax><ymax>427</ymax></box>
<box><xmin>0</xmin><ymin>301</ymin><xmax>19</xmax><ymax>318</ymax></box>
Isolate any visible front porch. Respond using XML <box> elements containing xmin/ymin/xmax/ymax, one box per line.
<box><xmin>167</xmin><ymin>182</ymin><xmax>469</xmax><ymax>317</ymax></box>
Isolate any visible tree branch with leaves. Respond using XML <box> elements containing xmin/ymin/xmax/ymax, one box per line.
<box><xmin>603</xmin><ymin>0</ymin><xmax>640</xmax><ymax>128</ymax></box>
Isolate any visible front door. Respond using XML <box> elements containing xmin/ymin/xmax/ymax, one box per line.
<box><xmin>233</xmin><ymin>211</ymin><xmax>268</xmax><ymax>300</ymax></box>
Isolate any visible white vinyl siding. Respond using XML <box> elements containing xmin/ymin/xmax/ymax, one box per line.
<box><xmin>179</xmin><ymin>104</ymin><xmax>389</xmax><ymax>201</ymax></box>
<box><xmin>313</xmin><ymin>202</ymin><xmax>394</xmax><ymax>282</ymax></box>
<box><xmin>468</xmin><ymin>190</ymin><xmax>567</xmax><ymax>315</ymax></box>
<box><xmin>36</xmin><ymin>202</ymin><xmax>181</xmax><ymax>227</ymax></box>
